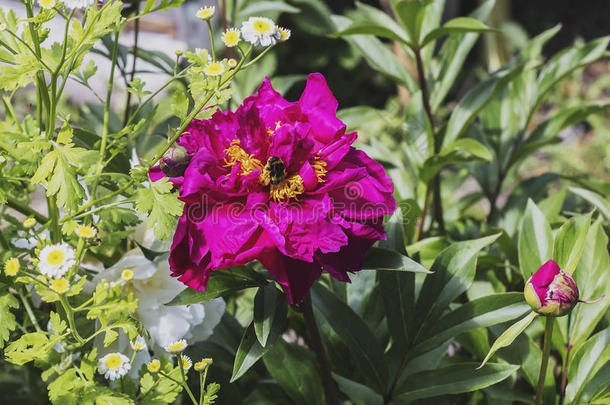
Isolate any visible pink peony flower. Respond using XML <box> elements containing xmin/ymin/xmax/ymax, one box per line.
<box><xmin>152</xmin><ymin>73</ymin><xmax>395</xmax><ymax>304</ymax></box>
<box><xmin>524</xmin><ymin>259</ymin><xmax>579</xmax><ymax>316</ymax></box>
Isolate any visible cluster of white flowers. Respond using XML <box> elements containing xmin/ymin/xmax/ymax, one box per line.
<box><xmin>38</xmin><ymin>243</ymin><xmax>75</xmax><ymax>278</ymax></box>
<box><xmin>38</xmin><ymin>0</ymin><xmax>96</xmax><ymax>9</ymax></box>
<box><xmin>240</xmin><ymin>17</ymin><xmax>281</xmax><ymax>47</ymax></box>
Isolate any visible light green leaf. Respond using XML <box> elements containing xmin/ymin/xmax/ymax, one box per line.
<box><xmin>393</xmin><ymin>362</ymin><xmax>519</xmax><ymax>403</ymax></box>
<box><xmin>391</xmin><ymin>0</ymin><xmax>431</xmax><ymax>45</ymax></box>
<box><xmin>135</xmin><ymin>178</ymin><xmax>184</xmax><ymax>240</ymax></box>
<box><xmin>0</xmin><ymin>292</ymin><xmax>19</xmax><ymax>348</ymax></box>
<box><xmin>565</xmin><ymin>328</ymin><xmax>610</xmax><ymax>404</ymax></box>
<box><xmin>330</xmin><ymin>23</ymin><xmax>409</xmax><ymax>45</ymax></box>
<box><xmin>420</xmin><ymin>139</ymin><xmax>492</xmax><ymax>183</ymax></box>
<box><xmin>49</xmin><ymin>311</ymin><xmax>67</xmax><ymax>335</ymax></box>
<box><xmin>553</xmin><ymin>212</ymin><xmax>592</xmax><ymax>274</ymax></box>
<box><xmin>570</xmin><ymin>187</ymin><xmax>610</xmax><ymax>220</ymax></box>
<box><xmin>238</xmin><ymin>1</ymin><xmax>299</xmax><ymax>18</ymax></box>
<box><xmin>478</xmin><ymin>311</ymin><xmax>538</xmax><ymax>368</ymax></box>
<box><xmin>421</xmin><ymin>17</ymin><xmax>497</xmax><ymax>48</ymax></box>
<box><xmin>518</xmin><ymin>199</ymin><xmax>553</xmax><ymax>280</ymax></box>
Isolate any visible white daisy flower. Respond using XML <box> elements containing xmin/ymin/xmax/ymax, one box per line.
<box><xmin>277</xmin><ymin>26</ymin><xmax>291</xmax><ymax>42</ymax></box>
<box><xmin>75</xmin><ymin>224</ymin><xmax>97</xmax><ymax>239</ymax></box>
<box><xmin>147</xmin><ymin>359</ymin><xmax>161</xmax><ymax>373</ymax></box>
<box><xmin>194</xmin><ymin>358</ymin><xmax>213</xmax><ymax>372</ymax></box>
<box><xmin>196</xmin><ymin>6</ymin><xmax>215</xmax><ymax>21</ymax></box>
<box><xmin>241</xmin><ymin>16</ymin><xmax>281</xmax><ymax>47</ymax></box>
<box><xmin>38</xmin><ymin>243</ymin><xmax>75</xmax><ymax>278</ymax></box>
<box><xmin>204</xmin><ymin>62</ymin><xmax>225</xmax><ymax>77</ymax></box>
<box><xmin>63</xmin><ymin>0</ymin><xmax>96</xmax><ymax>9</ymax></box>
<box><xmin>50</xmin><ymin>278</ymin><xmax>70</xmax><ymax>294</ymax></box>
<box><xmin>222</xmin><ymin>28</ymin><xmax>241</xmax><ymax>48</ymax></box>
<box><xmin>98</xmin><ymin>352</ymin><xmax>131</xmax><ymax>381</ymax></box>
<box><xmin>180</xmin><ymin>355</ymin><xmax>192</xmax><ymax>371</ymax></box>
<box><xmin>165</xmin><ymin>339</ymin><xmax>187</xmax><ymax>354</ymax></box>
<box><xmin>130</xmin><ymin>335</ymin><xmax>147</xmax><ymax>352</ymax></box>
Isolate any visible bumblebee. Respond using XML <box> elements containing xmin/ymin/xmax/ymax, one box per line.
<box><xmin>265</xmin><ymin>156</ymin><xmax>286</xmax><ymax>186</ymax></box>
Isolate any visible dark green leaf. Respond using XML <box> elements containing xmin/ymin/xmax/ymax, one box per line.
<box><xmin>518</xmin><ymin>199</ymin><xmax>553</xmax><ymax>280</ymax></box>
<box><xmin>253</xmin><ymin>284</ymin><xmax>288</xmax><ymax>347</ymax></box>
<box><xmin>421</xmin><ymin>17</ymin><xmax>497</xmax><ymax>48</ymax></box>
<box><xmin>231</xmin><ymin>322</ymin><xmax>269</xmax><ymax>382</ymax></box>
<box><xmin>362</xmin><ymin>247</ymin><xmax>430</xmax><ymax>273</ymax></box>
<box><xmin>334</xmin><ymin>374</ymin><xmax>383</xmax><ymax>405</ymax></box>
<box><xmin>553</xmin><ymin>212</ymin><xmax>591</xmax><ymax>274</ymax></box>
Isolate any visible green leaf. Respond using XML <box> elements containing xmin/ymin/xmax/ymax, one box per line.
<box><xmin>533</xmin><ymin>36</ymin><xmax>610</xmax><ymax>114</ymax></box>
<box><xmin>230</xmin><ymin>322</ymin><xmax>270</xmax><ymax>382</ymax></box>
<box><xmin>379</xmin><ymin>270</ymin><xmax>415</xmax><ymax>351</ymax></box>
<box><xmin>393</xmin><ymin>363</ymin><xmax>519</xmax><ymax>403</ymax></box>
<box><xmin>49</xmin><ymin>311</ymin><xmax>67</xmax><ymax>335</ymax></box>
<box><xmin>430</xmin><ymin>0</ymin><xmax>495</xmax><ymax>109</ymax></box>
<box><xmin>331</xmin><ymin>15</ymin><xmax>416</xmax><ymax>91</ymax></box>
<box><xmin>569</xmin><ymin>220</ymin><xmax>610</xmax><ymax>349</ymax></box>
<box><xmin>565</xmin><ymin>328</ymin><xmax>610</xmax><ymax>404</ymax></box>
<box><xmin>478</xmin><ymin>311</ymin><xmax>538</xmax><ymax>368</ymax></box>
<box><xmin>167</xmin><ymin>266</ymin><xmax>267</xmax><ymax>305</ymax></box>
<box><xmin>416</xmin><ymin>293</ymin><xmax>531</xmax><ymax>354</ymax></box>
<box><xmin>569</xmin><ymin>187</ymin><xmax>610</xmax><ymax>220</ymax></box>
<box><xmin>253</xmin><ymin>284</ymin><xmax>288</xmax><ymax>347</ymax></box>
<box><xmin>421</xmin><ymin>17</ymin><xmax>497</xmax><ymax>48</ymax></box>
<box><xmin>334</xmin><ymin>374</ymin><xmax>383</xmax><ymax>405</ymax></box>
<box><xmin>263</xmin><ymin>339</ymin><xmax>326</xmax><ymax>405</ymax></box>
<box><xmin>362</xmin><ymin>247</ymin><xmax>430</xmax><ymax>273</ymax></box>
<box><xmin>135</xmin><ymin>178</ymin><xmax>184</xmax><ymax>240</ymax></box>
<box><xmin>518</xmin><ymin>199</ymin><xmax>553</xmax><ymax>280</ymax></box>
<box><xmin>552</xmin><ymin>212</ymin><xmax>592</xmax><ymax>274</ymax></box>
<box><xmin>330</xmin><ymin>23</ymin><xmax>409</xmax><ymax>45</ymax></box>
<box><xmin>442</xmin><ymin>62</ymin><xmax>524</xmax><ymax>149</ymax></box>
<box><xmin>0</xmin><ymin>292</ymin><xmax>19</xmax><ymax>348</ymax></box>
<box><xmin>238</xmin><ymin>1</ymin><xmax>299</xmax><ymax>18</ymax></box>
<box><xmin>414</xmin><ymin>234</ymin><xmax>501</xmax><ymax>335</ymax></box>
<box><xmin>312</xmin><ymin>282</ymin><xmax>387</xmax><ymax>392</ymax></box>
<box><xmin>391</xmin><ymin>0</ymin><xmax>431</xmax><ymax>45</ymax></box>
<box><xmin>420</xmin><ymin>139</ymin><xmax>492</xmax><ymax>183</ymax></box>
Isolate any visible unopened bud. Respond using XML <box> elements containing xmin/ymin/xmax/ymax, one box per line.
<box><xmin>160</xmin><ymin>145</ymin><xmax>192</xmax><ymax>178</ymax></box>
<box><xmin>524</xmin><ymin>260</ymin><xmax>579</xmax><ymax>317</ymax></box>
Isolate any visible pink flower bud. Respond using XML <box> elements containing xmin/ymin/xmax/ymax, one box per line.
<box><xmin>160</xmin><ymin>145</ymin><xmax>191</xmax><ymax>178</ymax></box>
<box><xmin>524</xmin><ymin>259</ymin><xmax>579</xmax><ymax>317</ymax></box>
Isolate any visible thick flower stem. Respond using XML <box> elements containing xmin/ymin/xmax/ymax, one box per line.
<box><xmin>558</xmin><ymin>343</ymin><xmax>573</xmax><ymax>405</ymax></box>
<box><xmin>535</xmin><ymin>317</ymin><xmax>554</xmax><ymax>405</ymax></box>
<box><xmin>303</xmin><ymin>293</ymin><xmax>340</xmax><ymax>405</ymax></box>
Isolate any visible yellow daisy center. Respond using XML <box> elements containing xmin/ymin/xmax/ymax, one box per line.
<box><xmin>76</xmin><ymin>225</ymin><xmax>96</xmax><ymax>238</ymax></box>
<box><xmin>204</xmin><ymin>62</ymin><xmax>225</xmax><ymax>77</ymax></box>
<box><xmin>196</xmin><ymin>7</ymin><xmax>215</xmax><ymax>20</ymax></box>
<box><xmin>147</xmin><ymin>360</ymin><xmax>161</xmax><ymax>373</ymax></box>
<box><xmin>121</xmin><ymin>269</ymin><xmax>134</xmax><ymax>281</ymax></box>
<box><xmin>5</xmin><ymin>258</ymin><xmax>19</xmax><ymax>276</ymax></box>
<box><xmin>253</xmin><ymin>20</ymin><xmax>272</xmax><ymax>34</ymax></box>
<box><xmin>50</xmin><ymin>278</ymin><xmax>69</xmax><ymax>294</ymax></box>
<box><xmin>223</xmin><ymin>31</ymin><xmax>240</xmax><ymax>47</ymax></box>
<box><xmin>181</xmin><ymin>356</ymin><xmax>191</xmax><ymax>369</ymax></box>
<box><xmin>47</xmin><ymin>249</ymin><xmax>65</xmax><ymax>266</ymax></box>
<box><xmin>167</xmin><ymin>341</ymin><xmax>186</xmax><ymax>352</ymax></box>
<box><xmin>105</xmin><ymin>354</ymin><xmax>122</xmax><ymax>370</ymax></box>
<box><xmin>23</xmin><ymin>217</ymin><xmax>37</xmax><ymax>228</ymax></box>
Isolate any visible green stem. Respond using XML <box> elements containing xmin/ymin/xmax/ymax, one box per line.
<box><xmin>242</xmin><ymin>45</ymin><xmax>273</xmax><ymax>69</ymax></box>
<box><xmin>4</xmin><ymin>197</ymin><xmax>47</xmax><ymax>223</ymax></box>
<box><xmin>199</xmin><ymin>369</ymin><xmax>206</xmax><ymax>405</ymax></box>
<box><xmin>535</xmin><ymin>317</ymin><xmax>554</xmax><ymax>405</ymax></box>
<box><xmin>178</xmin><ymin>362</ymin><xmax>198</xmax><ymax>405</ymax></box>
<box><xmin>89</xmin><ymin>28</ymin><xmax>120</xmax><ymax>205</ymax></box>
<box><xmin>59</xmin><ymin>295</ymin><xmax>85</xmax><ymax>345</ymax></box>
<box><xmin>123</xmin><ymin>0</ymin><xmax>141</xmax><ymax>125</ymax></box>
<box><xmin>47</xmin><ymin>196</ymin><xmax>61</xmax><ymax>243</ymax></box>
<box><xmin>206</xmin><ymin>20</ymin><xmax>215</xmax><ymax>61</ymax></box>
<box><xmin>18</xmin><ymin>289</ymin><xmax>42</xmax><ymax>332</ymax></box>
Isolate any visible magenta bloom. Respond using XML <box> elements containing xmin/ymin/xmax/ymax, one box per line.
<box><xmin>152</xmin><ymin>73</ymin><xmax>395</xmax><ymax>304</ymax></box>
<box><xmin>524</xmin><ymin>259</ymin><xmax>579</xmax><ymax>316</ymax></box>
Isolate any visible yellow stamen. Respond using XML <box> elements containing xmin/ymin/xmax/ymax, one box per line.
<box><xmin>105</xmin><ymin>354</ymin><xmax>122</xmax><ymax>369</ymax></box>
<box><xmin>47</xmin><ymin>250</ymin><xmax>65</xmax><ymax>266</ymax></box>
<box><xmin>311</xmin><ymin>158</ymin><xmax>327</xmax><ymax>183</ymax></box>
<box><xmin>223</xmin><ymin>139</ymin><xmax>264</xmax><ymax>175</ymax></box>
<box><xmin>267</xmin><ymin>121</ymin><xmax>282</xmax><ymax>136</ymax></box>
<box><xmin>269</xmin><ymin>175</ymin><xmax>305</xmax><ymax>202</ymax></box>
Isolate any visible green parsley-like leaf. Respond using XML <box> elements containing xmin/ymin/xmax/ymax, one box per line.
<box><xmin>0</xmin><ymin>292</ymin><xmax>19</xmax><ymax>348</ymax></box>
<box><xmin>135</xmin><ymin>178</ymin><xmax>184</xmax><ymax>240</ymax></box>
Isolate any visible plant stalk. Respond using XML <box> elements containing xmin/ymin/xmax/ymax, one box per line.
<box><xmin>535</xmin><ymin>317</ymin><xmax>554</xmax><ymax>405</ymax></box>
<box><xmin>558</xmin><ymin>343</ymin><xmax>573</xmax><ymax>405</ymax></box>
<box><xmin>303</xmin><ymin>293</ymin><xmax>339</xmax><ymax>405</ymax></box>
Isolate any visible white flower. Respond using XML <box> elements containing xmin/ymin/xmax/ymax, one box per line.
<box><xmin>50</xmin><ymin>278</ymin><xmax>70</xmax><ymax>294</ymax></box>
<box><xmin>62</xmin><ymin>0</ymin><xmax>96</xmax><ymax>9</ymax></box>
<box><xmin>59</xmin><ymin>354</ymin><xmax>75</xmax><ymax>371</ymax></box>
<box><xmin>130</xmin><ymin>335</ymin><xmax>147</xmax><ymax>352</ymax></box>
<box><xmin>38</xmin><ymin>243</ymin><xmax>75</xmax><ymax>278</ymax></box>
<box><xmin>75</xmin><ymin>224</ymin><xmax>97</xmax><ymax>239</ymax></box>
<box><xmin>91</xmin><ymin>250</ymin><xmax>225</xmax><ymax>351</ymax></box>
<box><xmin>180</xmin><ymin>355</ymin><xmax>192</xmax><ymax>370</ymax></box>
<box><xmin>147</xmin><ymin>359</ymin><xmax>161</xmax><ymax>373</ymax></box>
<box><xmin>165</xmin><ymin>339</ymin><xmax>187</xmax><ymax>354</ymax></box>
<box><xmin>222</xmin><ymin>28</ymin><xmax>241</xmax><ymax>47</ymax></box>
<box><xmin>204</xmin><ymin>62</ymin><xmax>225</xmax><ymax>77</ymax></box>
<box><xmin>277</xmin><ymin>26</ymin><xmax>291</xmax><ymax>42</ymax></box>
<box><xmin>241</xmin><ymin>16</ymin><xmax>281</xmax><ymax>47</ymax></box>
<box><xmin>196</xmin><ymin>6</ymin><xmax>215</xmax><ymax>21</ymax></box>
<box><xmin>98</xmin><ymin>352</ymin><xmax>131</xmax><ymax>381</ymax></box>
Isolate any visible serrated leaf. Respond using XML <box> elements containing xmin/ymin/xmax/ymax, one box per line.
<box><xmin>0</xmin><ymin>292</ymin><xmax>19</xmax><ymax>348</ymax></box>
<box><xmin>135</xmin><ymin>178</ymin><xmax>184</xmax><ymax>240</ymax></box>
<box><xmin>49</xmin><ymin>311</ymin><xmax>67</xmax><ymax>334</ymax></box>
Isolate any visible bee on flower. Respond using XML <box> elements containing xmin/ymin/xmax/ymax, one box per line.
<box><xmin>196</xmin><ymin>6</ymin><xmax>215</xmax><ymax>21</ymax></box>
<box><xmin>222</xmin><ymin>28</ymin><xmax>241</xmax><ymax>48</ymax></box>
<box><xmin>38</xmin><ymin>243</ymin><xmax>75</xmax><ymax>278</ymax></box>
<box><xmin>165</xmin><ymin>339</ymin><xmax>187</xmax><ymax>354</ymax></box>
<box><xmin>98</xmin><ymin>352</ymin><xmax>131</xmax><ymax>380</ymax></box>
<box><xmin>241</xmin><ymin>17</ymin><xmax>281</xmax><ymax>47</ymax></box>
<box><xmin>4</xmin><ymin>258</ymin><xmax>19</xmax><ymax>276</ymax></box>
